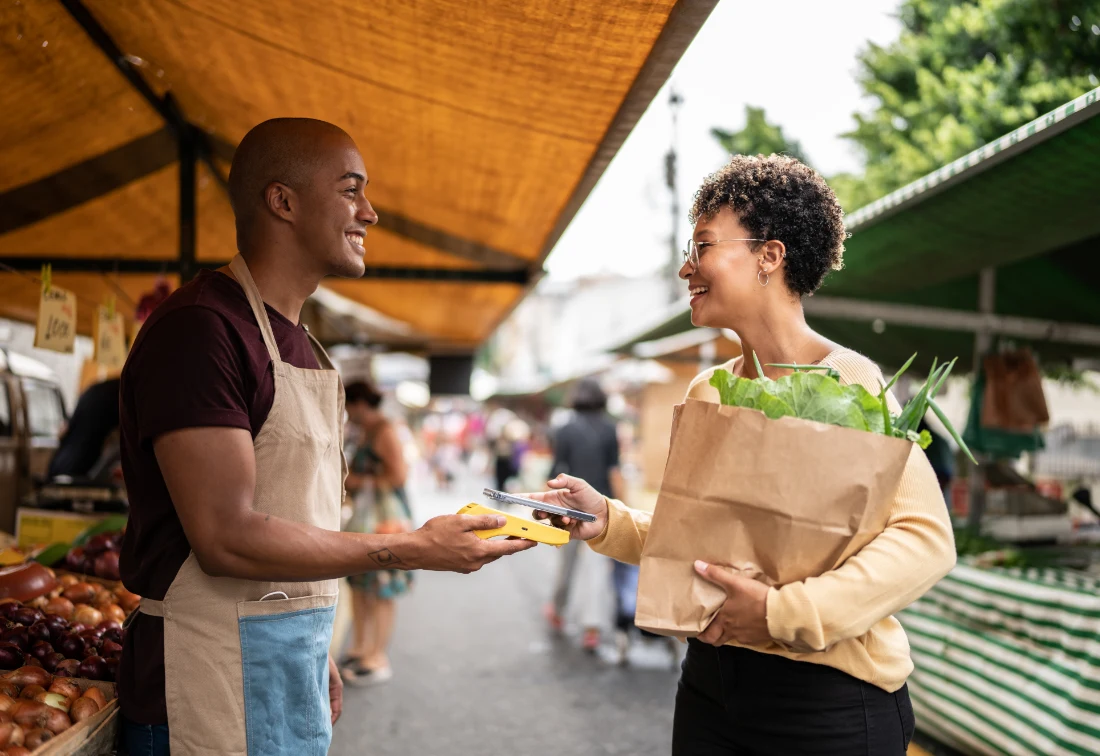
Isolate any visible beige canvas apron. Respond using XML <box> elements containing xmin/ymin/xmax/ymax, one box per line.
<box><xmin>138</xmin><ymin>255</ymin><xmax>346</xmax><ymax>755</ymax></box>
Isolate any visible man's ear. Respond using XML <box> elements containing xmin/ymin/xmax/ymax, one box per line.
<box><xmin>264</xmin><ymin>181</ymin><xmax>296</xmax><ymax>223</ymax></box>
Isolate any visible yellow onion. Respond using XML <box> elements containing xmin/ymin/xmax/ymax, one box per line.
<box><xmin>0</xmin><ymin>721</ymin><xmax>24</xmax><ymax>749</ymax></box>
<box><xmin>69</xmin><ymin>696</ymin><xmax>99</xmax><ymax>722</ymax></box>
<box><xmin>61</xmin><ymin>584</ymin><xmax>96</xmax><ymax>605</ymax></box>
<box><xmin>71</xmin><ymin>605</ymin><xmax>102</xmax><ymax>628</ymax></box>
<box><xmin>47</xmin><ymin>680</ymin><xmax>80</xmax><ymax>703</ymax></box>
<box><xmin>18</xmin><ymin>686</ymin><xmax>44</xmax><ymax>702</ymax></box>
<box><xmin>22</xmin><ymin>727</ymin><xmax>52</xmax><ymax>749</ymax></box>
<box><xmin>2</xmin><ymin>668</ymin><xmax>51</xmax><ymax>689</ymax></box>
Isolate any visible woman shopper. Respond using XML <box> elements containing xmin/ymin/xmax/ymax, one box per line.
<box><xmin>524</xmin><ymin>154</ymin><xmax>955</xmax><ymax>755</ymax></box>
<box><xmin>340</xmin><ymin>380</ymin><xmax>414</xmax><ymax>686</ymax></box>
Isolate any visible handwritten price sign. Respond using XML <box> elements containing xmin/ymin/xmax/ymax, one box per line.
<box><xmin>94</xmin><ymin>305</ymin><xmax>128</xmax><ymax>370</ymax></box>
<box><xmin>34</xmin><ymin>286</ymin><xmax>77</xmax><ymax>353</ymax></box>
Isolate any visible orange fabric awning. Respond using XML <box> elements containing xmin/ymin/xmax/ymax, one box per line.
<box><xmin>1</xmin><ymin>0</ymin><xmax>716</xmax><ymax>349</ymax></box>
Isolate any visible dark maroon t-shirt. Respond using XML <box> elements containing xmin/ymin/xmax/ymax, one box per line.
<box><xmin>117</xmin><ymin>270</ymin><xmax>320</xmax><ymax>724</ymax></box>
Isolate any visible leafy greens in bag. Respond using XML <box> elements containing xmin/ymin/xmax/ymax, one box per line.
<box><xmin>709</xmin><ymin>353</ymin><xmax>975</xmax><ymax>462</ymax></box>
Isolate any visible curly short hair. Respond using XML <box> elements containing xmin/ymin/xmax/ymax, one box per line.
<box><xmin>689</xmin><ymin>154</ymin><xmax>846</xmax><ymax>296</ymax></box>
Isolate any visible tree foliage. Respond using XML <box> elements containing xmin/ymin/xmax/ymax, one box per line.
<box><xmin>711</xmin><ymin>1</ymin><xmax>1100</xmax><ymax>211</ymax></box>
<box><xmin>846</xmin><ymin>0</ymin><xmax>1100</xmax><ymax>208</ymax></box>
<box><xmin>711</xmin><ymin>106</ymin><xmax>809</xmax><ymax>165</ymax></box>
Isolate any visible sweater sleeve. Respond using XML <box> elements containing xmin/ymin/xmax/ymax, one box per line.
<box><xmin>765</xmin><ymin>350</ymin><xmax>958</xmax><ymax>652</ymax></box>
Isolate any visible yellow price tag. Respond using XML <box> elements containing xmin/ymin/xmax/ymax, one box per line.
<box><xmin>34</xmin><ymin>274</ymin><xmax>77</xmax><ymax>354</ymax></box>
<box><xmin>93</xmin><ymin>304</ymin><xmax>128</xmax><ymax>370</ymax></box>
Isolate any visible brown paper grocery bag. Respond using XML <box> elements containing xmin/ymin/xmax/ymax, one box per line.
<box><xmin>635</xmin><ymin>399</ymin><xmax>912</xmax><ymax>638</ymax></box>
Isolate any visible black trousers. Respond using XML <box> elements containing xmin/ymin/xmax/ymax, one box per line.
<box><xmin>672</xmin><ymin>641</ymin><xmax>915</xmax><ymax>756</ymax></box>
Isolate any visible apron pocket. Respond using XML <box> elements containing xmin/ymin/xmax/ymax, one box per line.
<box><xmin>238</xmin><ymin>594</ymin><xmax>337</xmax><ymax>756</ymax></box>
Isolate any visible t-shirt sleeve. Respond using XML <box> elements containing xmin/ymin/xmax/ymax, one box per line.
<box><xmin>131</xmin><ymin>307</ymin><xmax>253</xmax><ymax>444</ymax></box>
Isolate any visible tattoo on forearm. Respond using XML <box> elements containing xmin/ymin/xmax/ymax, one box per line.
<box><xmin>368</xmin><ymin>549</ymin><xmax>402</xmax><ymax>567</ymax></box>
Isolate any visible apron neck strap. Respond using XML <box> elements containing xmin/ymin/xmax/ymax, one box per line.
<box><xmin>229</xmin><ymin>255</ymin><xmax>282</xmax><ymax>363</ymax></box>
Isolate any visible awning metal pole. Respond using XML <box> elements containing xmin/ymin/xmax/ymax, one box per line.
<box><xmin>966</xmin><ymin>267</ymin><xmax>997</xmax><ymax>531</ymax></box>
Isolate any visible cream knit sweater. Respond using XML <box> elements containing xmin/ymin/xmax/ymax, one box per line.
<box><xmin>588</xmin><ymin>348</ymin><xmax>956</xmax><ymax>692</ymax></box>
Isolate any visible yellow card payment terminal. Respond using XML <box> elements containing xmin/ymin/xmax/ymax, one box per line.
<box><xmin>457</xmin><ymin>503</ymin><xmax>569</xmax><ymax>547</ymax></box>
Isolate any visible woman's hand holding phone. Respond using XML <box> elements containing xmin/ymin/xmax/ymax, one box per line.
<box><xmin>522</xmin><ymin>474</ymin><xmax>608</xmax><ymax>541</ymax></box>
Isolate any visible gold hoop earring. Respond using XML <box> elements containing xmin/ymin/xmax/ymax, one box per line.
<box><xmin>758</xmin><ymin>269</ymin><xmax>770</xmax><ymax>287</ymax></box>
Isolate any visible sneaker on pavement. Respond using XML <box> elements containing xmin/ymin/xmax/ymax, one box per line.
<box><xmin>341</xmin><ymin>663</ymin><xmax>394</xmax><ymax>688</ymax></box>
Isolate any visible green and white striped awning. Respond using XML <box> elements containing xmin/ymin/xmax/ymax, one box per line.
<box><xmin>902</xmin><ymin>563</ymin><xmax>1100</xmax><ymax>756</ymax></box>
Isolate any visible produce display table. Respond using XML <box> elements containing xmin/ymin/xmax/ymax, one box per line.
<box><xmin>901</xmin><ymin>563</ymin><xmax>1100</xmax><ymax>755</ymax></box>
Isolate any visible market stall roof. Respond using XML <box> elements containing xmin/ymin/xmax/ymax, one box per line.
<box><xmin>614</xmin><ymin>86</ymin><xmax>1100</xmax><ymax>372</ymax></box>
<box><xmin>0</xmin><ymin>0</ymin><xmax>717</xmax><ymax>351</ymax></box>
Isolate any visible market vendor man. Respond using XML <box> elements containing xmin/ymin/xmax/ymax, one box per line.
<box><xmin>117</xmin><ymin>118</ymin><xmax>536</xmax><ymax>756</ymax></box>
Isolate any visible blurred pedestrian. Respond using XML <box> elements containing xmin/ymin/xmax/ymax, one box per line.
<box><xmin>341</xmin><ymin>380</ymin><xmax>414</xmax><ymax>686</ymax></box>
<box><xmin>545</xmin><ymin>379</ymin><xmax>623</xmax><ymax>652</ymax></box>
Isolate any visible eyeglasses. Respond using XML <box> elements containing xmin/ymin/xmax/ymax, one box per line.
<box><xmin>683</xmin><ymin>238</ymin><xmax>767</xmax><ymax>271</ymax></box>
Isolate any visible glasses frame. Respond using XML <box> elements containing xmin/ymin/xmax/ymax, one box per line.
<box><xmin>683</xmin><ymin>238</ymin><xmax>768</xmax><ymax>271</ymax></box>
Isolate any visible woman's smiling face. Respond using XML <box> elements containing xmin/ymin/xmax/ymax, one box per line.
<box><xmin>681</xmin><ymin>206</ymin><xmax>771</xmax><ymax>329</ymax></box>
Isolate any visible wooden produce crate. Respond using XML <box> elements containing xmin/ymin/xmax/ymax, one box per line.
<box><xmin>34</xmin><ymin>679</ymin><xmax>118</xmax><ymax>756</ymax></box>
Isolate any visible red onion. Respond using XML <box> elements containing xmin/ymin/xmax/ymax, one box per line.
<box><xmin>42</xmin><ymin>615</ymin><xmax>69</xmax><ymax>643</ymax></box>
<box><xmin>0</xmin><ymin>627</ymin><xmax>28</xmax><ymax>652</ymax></box>
<box><xmin>104</xmin><ymin>657</ymin><xmax>119</xmax><ymax>681</ymax></box>
<box><xmin>8</xmin><ymin>608</ymin><xmax>39</xmax><ymax>628</ymax></box>
<box><xmin>100</xmin><ymin>640</ymin><xmax>122</xmax><ymax>661</ymax></box>
<box><xmin>63</xmin><ymin>548</ymin><xmax>85</xmax><ymax>573</ymax></box>
<box><xmin>57</xmin><ymin>634</ymin><xmax>84</xmax><ymax>660</ymax></box>
<box><xmin>26</xmin><ymin>622</ymin><xmax>50</xmax><ymax>645</ymax></box>
<box><xmin>78</xmin><ymin>656</ymin><xmax>108</xmax><ymax>681</ymax></box>
<box><xmin>28</xmin><ymin>642</ymin><xmax>52</xmax><ymax>663</ymax></box>
<box><xmin>100</xmin><ymin>627</ymin><xmax>122</xmax><ymax>645</ymax></box>
<box><xmin>94</xmin><ymin>552</ymin><xmax>121</xmax><ymax>581</ymax></box>
<box><xmin>84</xmin><ymin>534</ymin><xmax>114</xmax><ymax>557</ymax></box>
<box><xmin>0</xmin><ymin>644</ymin><xmax>24</xmax><ymax>671</ymax></box>
<box><xmin>41</xmin><ymin>653</ymin><xmax>64</xmax><ymax>674</ymax></box>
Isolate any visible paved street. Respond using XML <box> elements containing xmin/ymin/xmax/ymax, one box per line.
<box><xmin>330</xmin><ymin>479</ymin><xmax>682</xmax><ymax>756</ymax></box>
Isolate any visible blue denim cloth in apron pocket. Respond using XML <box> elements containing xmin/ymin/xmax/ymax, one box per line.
<box><xmin>238</xmin><ymin>593</ymin><xmax>337</xmax><ymax>756</ymax></box>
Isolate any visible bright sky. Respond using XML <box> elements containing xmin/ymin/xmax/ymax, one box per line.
<box><xmin>545</xmin><ymin>0</ymin><xmax>903</xmax><ymax>281</ymax></box>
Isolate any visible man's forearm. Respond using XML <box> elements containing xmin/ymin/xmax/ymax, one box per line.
<box><xmin>200</xmin><ymin>511</ymin><xmax>418</xmax><ymax>581</ymax></box>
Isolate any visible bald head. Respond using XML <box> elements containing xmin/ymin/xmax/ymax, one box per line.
<box><xmin>228</xmin><ymin>118</ymin><xmax>356</xmax><ymax>242</ymax></box>
<box><xmin>226</xmin><ymin>118</ymin><xmax>377</xmax><ymax>279</ymax></box>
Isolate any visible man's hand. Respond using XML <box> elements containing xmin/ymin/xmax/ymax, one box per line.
<box><xmin>328</xmin><ymin>654</ymin><xmax>343</xmax><ymax>725</ymax></box>
<box><xmin>694</xmin><ymin>560</ymin><xmax>772</xmax><ymax>647</ymax></box>
<box><xmin>403</xmin><ymin>514</ymin><xmax>537</xmax><ymax>573</ymax></box>
<box><xmin>523</xmin><ymin>475</ymin><xmax>608</xmax><ymax>541</ymax></box>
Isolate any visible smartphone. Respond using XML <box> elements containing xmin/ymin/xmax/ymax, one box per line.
<box><xmin>481</xmin><ymin>488</ymin><xmax>598</xmax><ymax>523</ymax></box>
